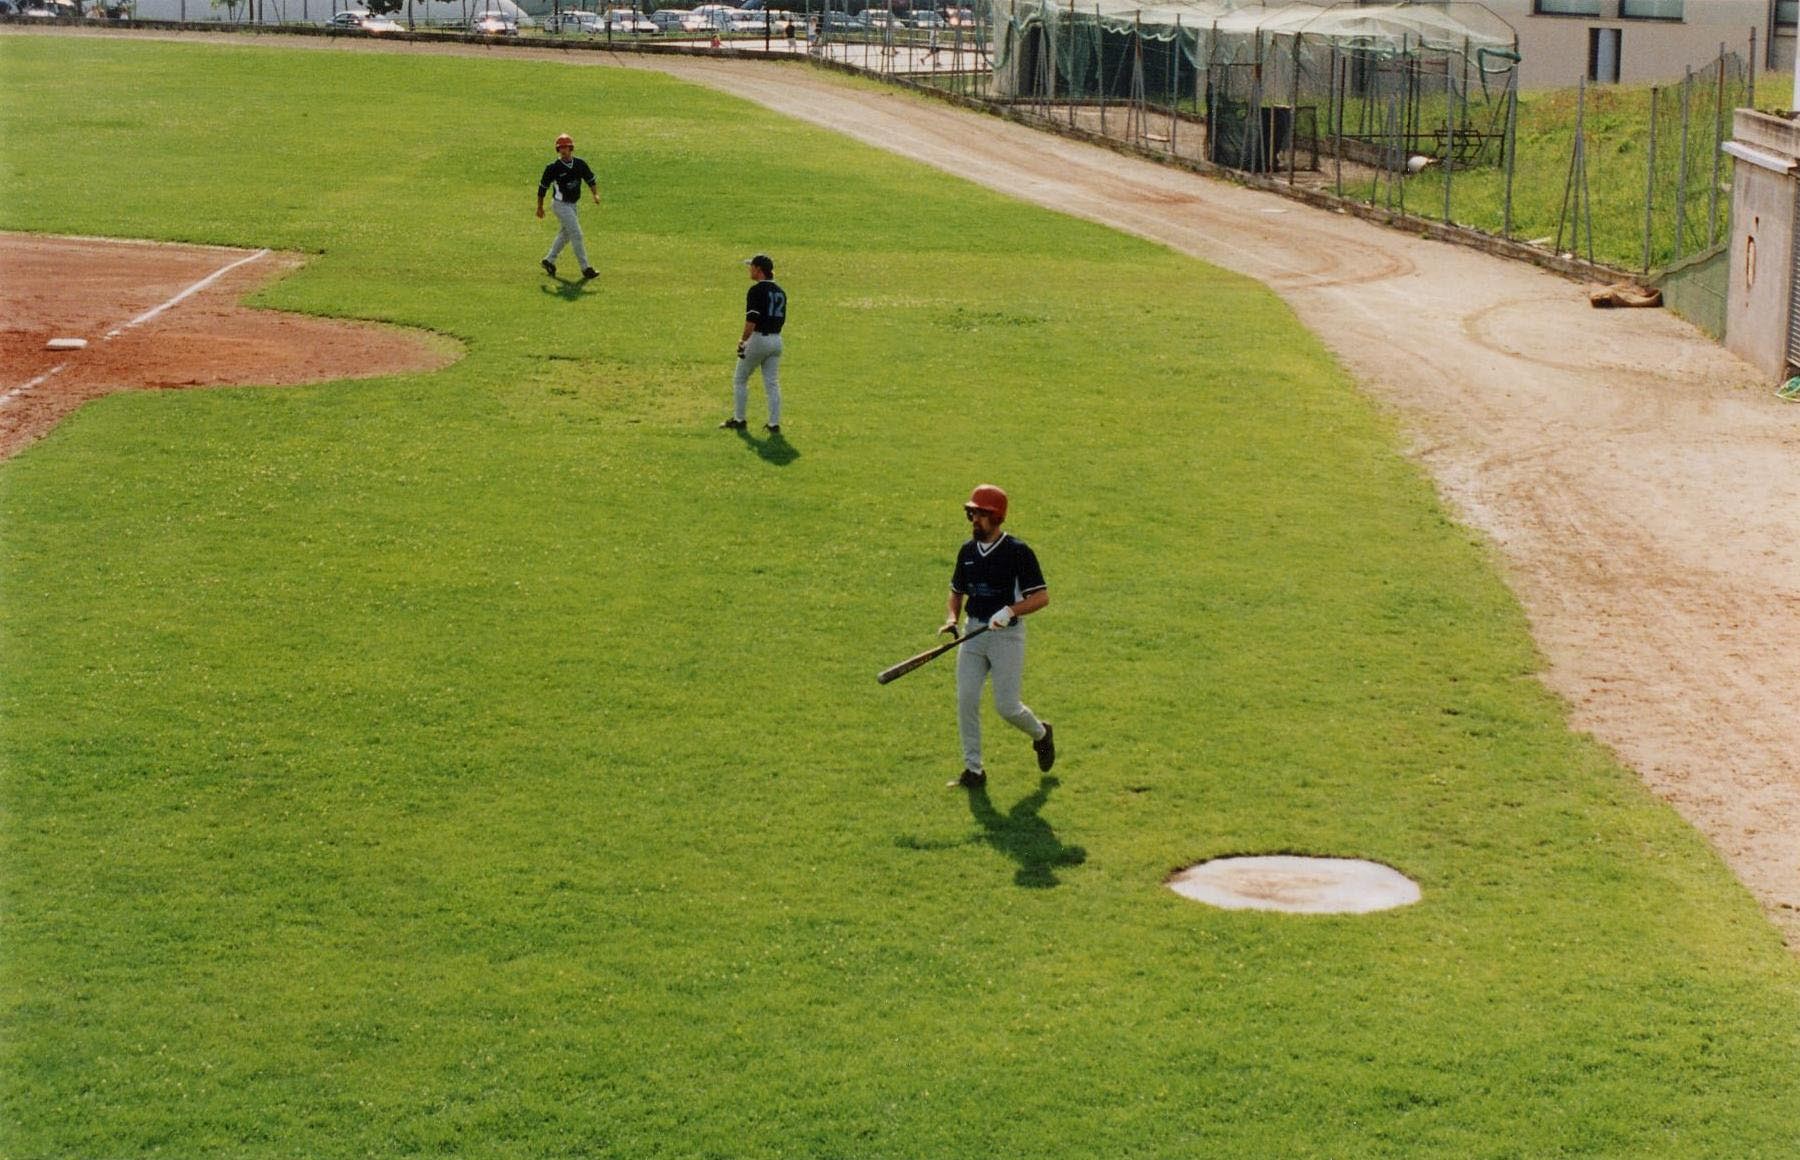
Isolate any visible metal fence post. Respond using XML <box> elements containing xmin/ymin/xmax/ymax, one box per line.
<box><xmin>1676</xmin><ymin>65</ymin><xmax>1693</xmax><ymax>262</ymax></box>
<box><xmin>1443</xmin><ymin>50</ymin><xmax>1453</xmax><ymax>223</ymax></box>
<box><xmin>1502</xmin><ymin>65</ymin><xmax>1517</xmax><ymax>239</ymax></box>
<box><xmin>1642</xmin><ymin>84</ymin><xmax>1658</xmax><ymax>273</ymax></box>
<box><xmin>1710</xmin><ymin>44</ymin><xmax>1725</xmax><ymax>248</ymax></box>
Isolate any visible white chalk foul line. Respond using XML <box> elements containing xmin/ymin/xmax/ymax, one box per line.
<box><xmin>2</xmin><ymin>247</ymin><xmax>271</xmax><ymax>409</ymax></box>
<box><xmin>0</xmin><ymin>364</ymin><xmax>71</xmax><ymax>409</ymax></box>
<box><xmin>104</xmin><ymin>248</ymin><xmax>271</xmax><ymax>339</ymax></box>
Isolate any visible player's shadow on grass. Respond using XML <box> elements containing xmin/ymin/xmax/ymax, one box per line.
<box><xmin>539</xmin><ymin>278</ymin><xmax>594</xmax><ymax>302</ymax></box>
<box><xmin>967</xmin><ymin>776</ymin><xmax>1086</xmax><ymax>889</ymax></box>
<box><xmin>735</xmin><ymin>426</ymin><xmax>800</xmax><ymax>467</ymax></box>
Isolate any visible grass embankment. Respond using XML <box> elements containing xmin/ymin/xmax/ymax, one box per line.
<box><xmin>2</xmin><ymin>35</ymin><xmax>1797</xmax><ymax>1158</ymax></box>
<box><xmin>1339</xmin><ymin>79</ymin><xmax>1741</xmax><ymax>272</ymax></box>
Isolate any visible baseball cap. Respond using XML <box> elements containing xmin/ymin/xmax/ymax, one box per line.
<box><xmin>744</xmin><ymin>253</ymin><xmax>775</xmax><ymax>274</ymax></box>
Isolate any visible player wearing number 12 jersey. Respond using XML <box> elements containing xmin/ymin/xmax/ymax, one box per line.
<box><xmin>720</xmin><ymin>253</ymin><xmax>788</xmax><ymax>434</ymax></box>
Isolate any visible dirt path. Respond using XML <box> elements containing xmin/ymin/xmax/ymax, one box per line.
<box><xmin>11</xmin><ymin>30</ymin><xmax>1800</xmax><ymax>946</ymax></box>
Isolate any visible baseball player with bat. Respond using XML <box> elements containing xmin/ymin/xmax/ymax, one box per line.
<box><xmin>939</xmin><ymin>484</ymin><xmax>1055</xmax><ymax>789</ymax></box>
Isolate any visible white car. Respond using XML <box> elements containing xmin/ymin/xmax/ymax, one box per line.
<box><xmin>648</xmin><ymin>8</ymin><xmax>690</xmax><ymax>30</ymax></box>
<box><xmin>908</xmin><ymin>9</ymin><xmax>944</xmax><ymax>27</ymax></box>
<box><xmin>468</xmin><ymin>10</ymin><xmax>517</xmax><ymax>33</ymax></box>
<box><xmin>324</xmin><ymin>8</ymin><xmax>370</xmax><ymax>26</ymax></box>
<box><xmin>544</xmin><ymin>9</ymin><xmax>601</xmax><ymax>31</ymax></box>
<box><xmin>359</xmin><ymin>14</ymin><xmax>403</xmax><ymax>30</ymax></box>
<box><xmin>681</xmin><ymin>3</ymin><xmax>733</xmax><ymax>31</ymax></box>
<box><xmin>604</xmin><ymin>8</ymin><xmax>655</xmax><ymax>32</ymax></box>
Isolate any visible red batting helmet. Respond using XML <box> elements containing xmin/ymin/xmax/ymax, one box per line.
<box><xmin>555</xmin><ymin>133</ymin><xmax>574</xmax><ymax>147</ymax></box>
<box><xmin>964</xmin><ymin>484</ymin><xmax>1008</xmax><ymax>521</ymax></box>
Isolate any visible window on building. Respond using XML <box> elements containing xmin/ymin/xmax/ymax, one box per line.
<box><xmin>1777</xmin><ymin>0</ymin><xmax>1798</xmax><ymax>26</ymax></box>
<box><xmin>1620</xmin><ymin>0</ymin><xmax>1682</xmax><ymax>19</ymax></box>
<box><xmin>1589</xmin><ymin>27</ymin><xmax>1621</xmax><ymax>82</ymax></box>
<box><xmin>1534</xmin><ymin>0</ymin><xmax>1601</xmax><ymax>15</ymax></box>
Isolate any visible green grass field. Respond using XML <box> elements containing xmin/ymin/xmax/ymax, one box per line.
<box><xmin>3</xmin><ymin>35</ymin><xmax>1799</xmax><ymax>1158</ymax></box>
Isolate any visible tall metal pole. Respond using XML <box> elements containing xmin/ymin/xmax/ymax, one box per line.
<box><xmin>1676</xmin><ymin>65</ymin><xmax>1694</xmax><ymax>262</ymax></box>
<box><xmin>1442</xmin><ymin>49</ymin><xmax>1453</xmax><ymax>222</ymax></box>
<box><xmin>1287</xmin><ymin>31</ymin><xmax>1300</xmax><ymax>184</ymax></box>
<box><xmin>1332</xmin><ymin>44</ymin><xmax>1343</xmax><ymax>198</ymax></box>
<box><xmin>1069</xmin><ymin>0</ymin><xmax>1078</xmax><ymax>129</ymax></box>
<box><xmin>1171</xmin><ymin>15</ymin><xmax>1181</xmax><ymax>156</ymax></box>
<box><xmin>1502</xmin><ymin>64</ymin><xmax>1517</xmax><ymax>239</ymax></box>
<box><xmin>1710</xmin><ymin>44</ymin><xmax>1726</xmax><ymax>249</ymax></box>
<box><xmin>1098</xmin><ymin>5</ymin><xmax>1106</xmax><ymax>138</ymax></box>
<box><xmin>1641</xmin><ymin>84</ymin><xmax>1658</xmax><ymax>273</ymax></box>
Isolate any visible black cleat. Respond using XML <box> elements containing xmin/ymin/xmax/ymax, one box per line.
<box><xmin>541</xmin><ymin>259</ymin><xmax>556</xmax><ymax>277</ymax></box>
<box><xmin>581</xmin><ymin>267</ymin><xmax>599</xmax><ymax>280</ymax></box>
<box><xmin>1033</xmin><ymin>722</ymin><xmax>1055</xmax><ymax>772</ymax></box>
<box><xmin>763</xmin><ymin>423</ymin><xmax>781</xmax><ymax>434</ymax></box>
<box><xmin>948</xmin><ymin>769</ymin><xmax>987</xmax><ymax>789</ymax></box>
<box><xmin>718</xmin><ymin>418</ymin><xmax>748</xmax><ymax>430</ymax></box>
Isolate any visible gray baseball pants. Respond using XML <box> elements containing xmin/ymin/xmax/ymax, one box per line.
<box><xmin>956</xmin><ymin>619</ymin><xmax>1043</xmax><ymax>773</ymax></box>
<box><xmin>732</xmin><ymin>332</ymin><xmax>783</xmax><ymax>425</ymax></box>
<box><xmin>545</xmin><ymin>200</ymin><xmax>590</xmax><ymax>270</ymax></box>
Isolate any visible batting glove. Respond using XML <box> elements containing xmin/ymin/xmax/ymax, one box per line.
<box><xmin>988</xmin><ymin>607</ymin><xmax>1015</xmax><ymax>629</ymax></box>
<box><xmin>736</xmin><ymin>343</ymin><xmax>747</xmax><ymax>359</ymax></box>
<box><xmin>939</xmin><ymin>619</ymin><xmax>961</xmax><ymax>639</ymax></box>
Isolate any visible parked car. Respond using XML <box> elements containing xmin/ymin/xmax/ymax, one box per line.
<box><xmin>359</xmin><ymin>13</ymin><xmax>402</xmax><ymax>30</ymax></box>
<box><xmin>604</xmin><ymin>8</ymin><xmax>655</xmax><ymax>32</ymax></box>
<box><xmin>680</xmin><ymin>3</ymin><xmax>733</xmax><ymax>31</ymax></box>
<box><xmin>908</xmin><ymin>9</ymin><xmax>943</xmax><ymax>27</ymax></box>
<box><xmin>647</xmin><ymin>7</ymin><xmax>689</xmax><ymax>30</ymax></box>
<box><xmin>727</xmin><ymin>8</ymin><xmax>767</xmax><ymax>31</ymax></box>
<box><xmin>325</xmin><ymin>8</ymin><xmax>371</xmax><ymax>26</ymax></box>
<box><xmin>469</xmin><ymin>10</ymin><xmax>517</xmax><ymax>33</ymax></box>
<box><xmin>862</xmin><ymin>8</ymin><xmax>901</xmax><ymax>27</ymax></box>
<box><xmin>543</xmin><ymin>9</ymin><xmax>601</xmax><ymax>31</ymax></box>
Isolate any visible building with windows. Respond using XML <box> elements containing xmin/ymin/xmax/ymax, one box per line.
<box><xmin>1237</xmin><ymin>2</ymin><xmax>1791</xmax><ymax>88</ymax></box>
<box><xmin>1447</xmin><ymin>1</ymin><xmax>1792</xmax><ymax>87</ymax></box>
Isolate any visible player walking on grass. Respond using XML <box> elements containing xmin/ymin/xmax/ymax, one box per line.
<box><xmin>536</xmin><ymin>133</ymin><xmax>600</xmax><ymax>281</ymax></box>
<box><xmin>719</xmin><ymin>253</ymin><xmax>786</xmax><ymax>433</ymax></box>
<box><xmin>941</xmin><ymin>484</ymin><xmax>1055</xmax><ymax>789</ymax></box>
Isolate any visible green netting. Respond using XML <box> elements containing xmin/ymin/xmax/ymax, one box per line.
<box><xmin>993</xmin><ymin>0</ymin><xmax>1517</xmax><ymax>109</ymax></box>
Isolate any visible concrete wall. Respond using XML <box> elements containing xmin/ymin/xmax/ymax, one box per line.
<box><xmin>1724</xmin><ymin>108</ymin><xmax>1800</xmax><ymax>380</ymax></box>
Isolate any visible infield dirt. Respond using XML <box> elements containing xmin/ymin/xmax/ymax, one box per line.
<box><xmin>0</xmin><ymin>233</ymin><xmax>457</xmax><ymax>459</ymax></box>
<box><xmin>8</xmin><ymin>29</ymin><xmax>1799</xmax><ymax>948</ymax></box>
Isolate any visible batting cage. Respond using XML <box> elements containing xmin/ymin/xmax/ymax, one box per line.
<box><xmin>987</xmin><ymin>1</ymin><xmax>1518</xmax><ymax>187</ymax></box>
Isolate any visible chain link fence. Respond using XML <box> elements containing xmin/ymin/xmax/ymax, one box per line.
<box><xmin>867</xmin><ymin>1</ymin><xmax>1752</xmax><ymax>280</ymax></box>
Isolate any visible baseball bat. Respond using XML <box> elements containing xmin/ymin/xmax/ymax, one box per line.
<box><xmin>877</xmin><ymin>625</ymin><xmax>988</xmax><ymax>685</ymax></box>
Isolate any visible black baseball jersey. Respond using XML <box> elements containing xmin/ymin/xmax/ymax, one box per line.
<box><xmin>538</xmin><ymin>157</ymin><xmax>597</xmax><ymax>204</ymax></box>
<box><xmin>951</xmin><ymin>534</ymin><xmax>1046</xmax><ymax>621</ymax></box>
<box><xmin>746</xmin><ymin>279</ymin><xmax>787</xmax><ymax>335</ymax></box>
